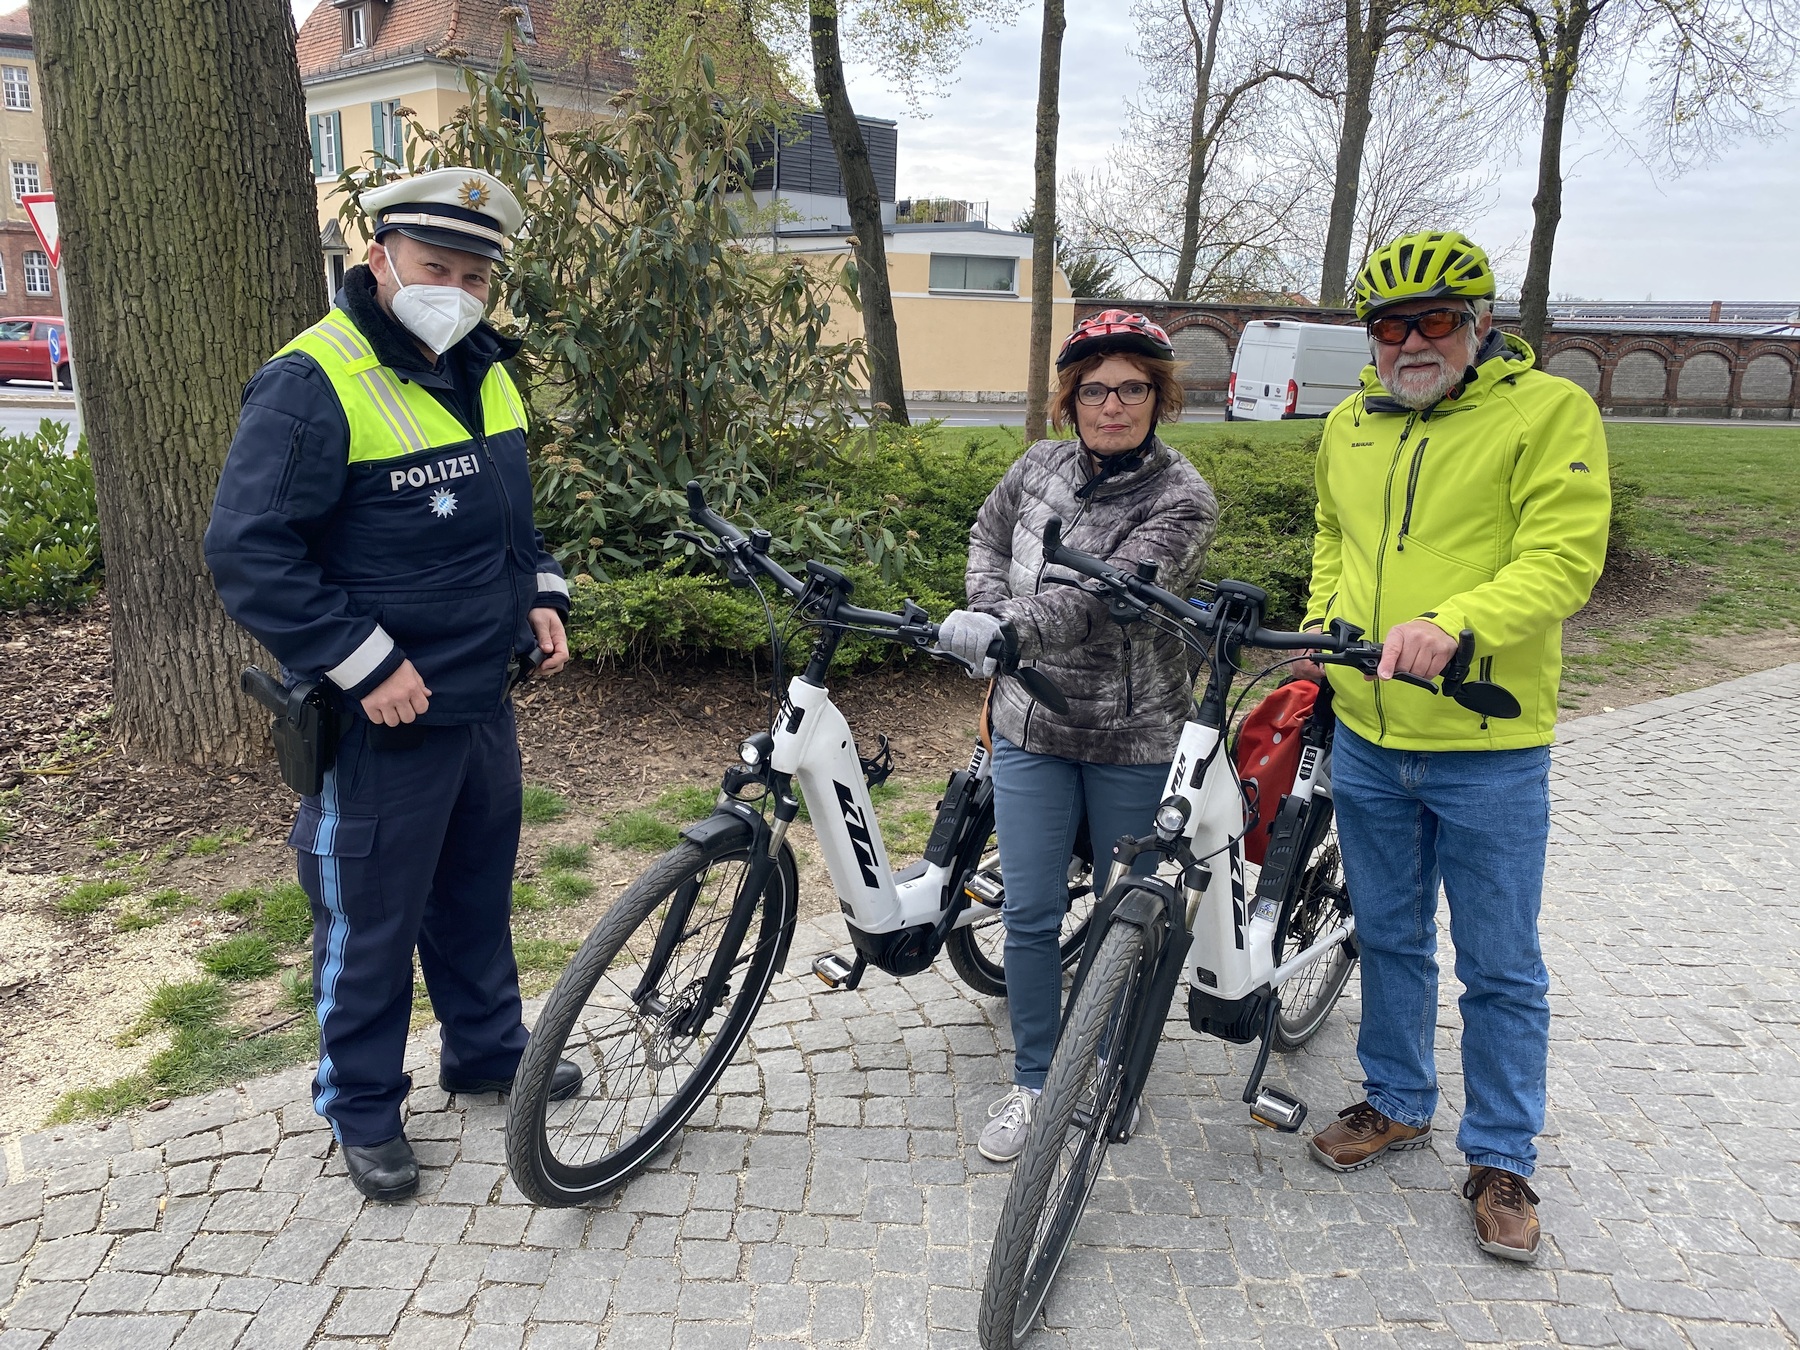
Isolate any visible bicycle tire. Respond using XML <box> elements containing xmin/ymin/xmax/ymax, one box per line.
<box><xmin>945</xmin><ymin>805</ymin><xmax>1096</xmax><ymax>999</ymax></box>
<box><xmin>979</xmin><ymin>920</ymin><xmax>1146</xmax><ymax>1349</ymax></box>
<box><xmin>505</xmin><ymin>834</ymin><xmax>797</xmax><ymax>1206</ymax></box>
<box><xmin>1274</xmin><ymin>826</ymin><xmax>1356</xmax><ymax>1050</ymax></box>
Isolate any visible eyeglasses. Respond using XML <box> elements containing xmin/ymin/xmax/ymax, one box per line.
<box><xmin>1077</xmin><ymin>380</ymin><xmax>1154</xmax><ymax>407</ymax></box>
<box><xmin>1367</xmin><ymin>308</ymin><xmax>1473</xmax><ymax>345</ymax></box>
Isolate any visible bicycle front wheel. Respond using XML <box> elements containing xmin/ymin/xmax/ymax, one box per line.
<box><xmin>505</xmin><ymin>834</ymin><xmax>798</xmax><ymax>1206</ymax></box>
<box><xmin>1275</xmin><ymin>824</ymin><xmax>1356</xmax><ymax>1050</ymax></box>
<box><xmin>945</xmin><ymin>810</ymin><xmax>1096</xmax><ymax>998</ymax></box>
<box><xmin>979</xmin><ymin>920</ymin><xmax>1147</xmax><ymax>1349</ymax></box>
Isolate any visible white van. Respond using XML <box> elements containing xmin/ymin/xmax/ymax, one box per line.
<box><xmin>1227</xmin><ymin>320</ymin><xmax>1369</xmax><ymax>421</ymax></box>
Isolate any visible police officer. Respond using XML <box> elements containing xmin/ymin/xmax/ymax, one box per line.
<box><xmin>206</xmin><ymin>168</ymin><xmax>579</xmax><ymax>1202</ymax></box>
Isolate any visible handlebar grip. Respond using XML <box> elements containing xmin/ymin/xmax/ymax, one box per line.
<box><xmin>685</xmin><ymin>479</ymin><xmax>747</xmax><ymax>543</ymax></box>
<box><xmin>1043</xmin><ymin>515</ymin><xmax>1064</xmax><ymax>562</ymax></box>
<box><xmin>1439</xmin><ymin>628</ymin><xmax>1476</xmax><ymax>690</ymax></box>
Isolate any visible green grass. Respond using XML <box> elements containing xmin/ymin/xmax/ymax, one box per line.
<box><xmin>543</xmin><ymin>842</ymin><xmax>591</xmax><ymax>871</ymax></box>
<box><xmin>515</xmin><ymin>937</ymin><xmax>579</xmax><ymax>973</ymax></box>
<box><xmin>55</xmin><ymin>878</ymin><xmax>131</xmax><ymax>915</ymax></box>
<box><xmin>114</xmin><ymin>910</ymin><xmax>161</xmax><ymax>932</ymax></box>
<box><xmin>197</xmin><ymin>935</ymin><xmax>279</xmax><ymax>982</ymax></box>
<box><xmin>521</xmin><ymin>785</ymin><xmax>568</xmax><ymax>824</ymax></box>
<box><xmin>141</xmin><ymin>979</ymin><xmax>230</xmax><ymax>1032</ymax></box>
<box><xmin>546</xmin><ymin>871</ymin><xmax>597</xmax><ymax>905</ymax></box>
<box><xmin>214</xmin><ymin>882</ymin><xmax>312</xmax><ymax>946</ymax></box>
<box><xmin>185</xmin><ymin>827</ymin><xmax>247</xmax><ymax>857</ymax></box>
<box><xmin>278</xmin><ymin>970</ymin><xmax>313</xmax><ymax>1014</ymax></box>
<box><xmin>512</xmin><ymin>880</ymin><xmax>549</xmax><ymax>911</ymax></box>
<box><xmin>147</xmin><ymin>887</ymin><xmax>189</xmax><ymax>910</ymax></box>
<box><xmin>595</xmin><ymin>782</ymin><xmax>717</xmax><ymax>851</ymax></box>
<box><xmin>49</xmin><ymin>974</ymin><xmax>315</xmax><ymax>1126</ymax></box>
<box><xmin>595</xmin><ymin>811</ymin><xmax>682</xmax><ymax>852</ymax></box>
<box><xmin>1564</xmin><ymin>423</ymin><xmax>1800</xmax><ymax>687</ymax></box>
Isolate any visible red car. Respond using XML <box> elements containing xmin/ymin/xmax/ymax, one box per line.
<box><xmin>0</xmin><ymin>316</ymin><xmax>71</xmax><ymax>385</ymax></box>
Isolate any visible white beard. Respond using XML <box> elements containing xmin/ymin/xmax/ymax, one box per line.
<box><xmin>1378</xmin><ymin>333</ymin><xmax>1479</xmax><ymax>409</ymax></box>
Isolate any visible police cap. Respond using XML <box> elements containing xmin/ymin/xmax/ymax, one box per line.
<box><xmin>361</xmin><ymin>168</ymin><xmax>525</xmax><ymax>263</ymax></box>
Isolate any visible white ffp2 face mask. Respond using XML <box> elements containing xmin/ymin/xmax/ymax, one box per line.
<box><xmin>382</xmin><ymin>249</ymin><xmax>487</xmax><ymax>354</ymax></box>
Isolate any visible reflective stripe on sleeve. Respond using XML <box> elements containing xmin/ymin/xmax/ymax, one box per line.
<box><xmin>536</xmin><ymin>572</ymin><xmax>570</xmax><ymax>597</ymax></box>
<box><xmin>325</xmin><ymin>626</ymin><xmax>396</xmax><ymax>689</ymax></box>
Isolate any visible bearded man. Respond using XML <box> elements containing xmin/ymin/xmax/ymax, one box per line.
<box><xmin>1296</xmin><ymin>231</ymin><xmax>1611</xmax><ymax>1262</ymax></box>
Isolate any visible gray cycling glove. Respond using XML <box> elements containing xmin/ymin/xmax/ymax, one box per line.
<box><xmin>935</xmin><ymin>609</ymin><xmax>1008</xmax><ymax>678</ymax></box>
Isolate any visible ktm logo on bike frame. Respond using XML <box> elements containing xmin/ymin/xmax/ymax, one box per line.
<box><xmin>834</xmin><ymin>780</ymin><xmax>882</xmax><ymax>889</ymax></box>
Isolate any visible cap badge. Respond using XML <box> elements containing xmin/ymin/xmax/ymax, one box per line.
<box><xmin>457</xmin><ymin>177</ymin><xmax>489</xmax><ymax>210</ymax></box>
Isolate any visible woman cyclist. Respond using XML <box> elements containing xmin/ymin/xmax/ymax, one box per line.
<box><xmin>934</xmin><ymin>311</ymin><xmax>1218</xmax><ymax>1162</ymax></box>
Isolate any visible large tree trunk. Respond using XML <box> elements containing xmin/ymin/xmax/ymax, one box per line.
<box><xmin>1317</xmin><ymin>0</ymin><xmax>1385</xmax><ymax>308</ymax></box>
<box><xmin>1171</xmin><ymin>0</ymin><xmax>1229</xmax><ymax>300</ymax></box>
<box><xmin>811</xmin><ymin>2</ymin><xmax>909</xmax><ymax>425</ymax></box>
<box><xmin>1519</xmin><ymin>10</ymin><xmax>1586</xmax><ymax>351</ymax></box>
<box><xmin>37</xmin><ymin>0</ymin><xmax>328</xmax><ymax>764</ymax></box>
<box><xmin>1025</xmin><ymin>0</ymin><xmax>1066</xmax><ymax>443</ymax></box>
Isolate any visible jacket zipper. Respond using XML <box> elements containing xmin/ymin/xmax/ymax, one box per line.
<box><xmin>1395</xmin><ymin>437</ymin><xmax>1429</xmax><ymax>552</ymax></box>
<box><xmin>1370</xmin><ymin>412</ymin><xmax>1419</xmax><ymax>743</ymax></box>
<box><xmin>1123</xmin><ymin>640</ymin><xmax>1134</xmax><ymax>717</ymax></box>
<box><xmin>466</xmin><ymin>388</ymin><xmax>524</xmax><ymax>711</ymax></box>
<box><xmin>1021</xmin><ymin>475</ymin><xmax>1096</xmax><ymax>748</ymax></box>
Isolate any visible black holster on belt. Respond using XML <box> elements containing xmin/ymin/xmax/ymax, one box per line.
<box><xmin>242</xmin><ymin>667</ymin><xmax>341</xmax><ymax>796</ymax></box>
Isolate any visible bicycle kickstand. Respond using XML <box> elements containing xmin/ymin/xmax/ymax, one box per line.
<box><xmin>1241</xmin><ymin>996</ymin><xmax>1308</xmax><ymax>1133</ymax></box>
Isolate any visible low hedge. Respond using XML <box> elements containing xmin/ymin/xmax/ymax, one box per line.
<box><xmin>0</xmin><ymin>422</ymin><xmax>100</xmax><ymax>611</ymax></box>
<box><xmin>565</xmin><ymin>427</ymin><xmax>1324</xmax><ymax>667</ymax></box>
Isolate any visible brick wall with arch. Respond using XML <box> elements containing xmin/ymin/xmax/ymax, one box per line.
<box><xmin>1078</xmin><ymin>300</ymin><xmax>1800</xmax><ymax>419</ymax></box>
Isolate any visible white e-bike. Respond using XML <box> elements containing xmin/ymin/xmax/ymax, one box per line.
<box><xmin>978</xmin><ymin>518</ymin><xmax>1522</xmax><ymax>1349</ymax></box>
<box><xmin>505</xmin><ymin>482</ymin><xmax>1089</xmax><ymax>1205</ymax></box>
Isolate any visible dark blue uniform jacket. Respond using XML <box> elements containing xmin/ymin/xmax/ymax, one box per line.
<box><xmin>205</xmin><ymin>267</ymin><xmax>568</xmax><ymax>724</ymax></box>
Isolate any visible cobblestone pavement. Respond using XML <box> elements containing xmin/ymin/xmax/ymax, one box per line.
<box><xmin>3</xmin><ymin>667</ymin><xmax>1798</xmax><ymax>1349</ymax></box>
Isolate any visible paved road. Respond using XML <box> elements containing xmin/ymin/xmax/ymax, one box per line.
<box><xmin>0</xmin><ymin>394</ymin><xmax>78</xmax><ymax>441</ymax></box>
<box><xmin>3</xmin><ymin>667</ymin><xmax>1798</xmax><ymax>1349</ymax></box>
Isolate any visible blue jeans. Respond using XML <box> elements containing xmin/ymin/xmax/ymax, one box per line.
<box><xmin>990</xmin><ymin>737</ymin><xmax>1168</xmax><ymax>1090</ymax></box>
<box><xmin>1331</xmin><ymin>719</ymin><xmax>1552</xmax><ymax>1178</ymax></box>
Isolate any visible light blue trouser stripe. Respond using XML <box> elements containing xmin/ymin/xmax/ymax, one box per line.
<box><xmin>312</xmin><ymin>767</ymin><xmax>351</xmax><ymax>1132</ymax></box>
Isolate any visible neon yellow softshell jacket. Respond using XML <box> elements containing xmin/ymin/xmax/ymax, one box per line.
<box><xmin>1304</xmin><ymin>331</ymin><xmax>1611</xmax><ymax>750</ymax></box>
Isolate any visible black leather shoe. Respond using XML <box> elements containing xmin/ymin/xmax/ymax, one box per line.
<box><xmin>440</xmin><ymin>1059</ymin><xmax>582</xmax><ymax>1101</ymax></box>
<box><xmin>342</xmin><ymin>1134</ymin><xmax>418</xmax><ymax>1202</ymax></box>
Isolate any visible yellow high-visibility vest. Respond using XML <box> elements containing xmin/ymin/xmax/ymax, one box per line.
<box><xmin>276</xmin><ymin>308</ymin><xmax>527</xmax><ymax>462</ymax></box>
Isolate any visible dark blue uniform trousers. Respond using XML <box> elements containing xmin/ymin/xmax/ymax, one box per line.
<box><xmin>289</xmin><ymin>705</ymin><xmax>528</xmax><ymax>1146</ymax></box>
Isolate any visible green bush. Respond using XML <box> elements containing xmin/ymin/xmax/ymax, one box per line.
<box><xmin>0</xmin><ymin>422</ymin><xmax>101</xmax><ymax>610</ymax></box>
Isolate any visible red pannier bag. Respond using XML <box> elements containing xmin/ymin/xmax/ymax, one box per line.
<box><xmin>1232</xmin><ymin>680</ymin><xmax>1319</xmax><ymax>866</ymax></box>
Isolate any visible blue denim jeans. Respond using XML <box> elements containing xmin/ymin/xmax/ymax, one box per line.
<box><xmin>1330</xmin><ymin>719</ymin><xmax>1552</xmax><ymax>1177</ymax></box>
<box><xmin>990</xmin><ymin>736</ymin><xmax>1169</xmax><ymax>1090</ymax></box>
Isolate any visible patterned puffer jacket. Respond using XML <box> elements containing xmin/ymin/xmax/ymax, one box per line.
<box><xmin>967</xmin><ymin>436</ymin><xmax>1218</xmax><ymax>765</ymax></box>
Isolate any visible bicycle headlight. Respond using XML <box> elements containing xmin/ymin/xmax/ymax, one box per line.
<box><xmin>1154</xmin><ymin>797</ymin><xmax>1190</xmax><ymax>837</ymax></box>
<box><xmin>739</xmin><ymin>739</ymin><xmax>763</xmax><ymax>767</ymax></box>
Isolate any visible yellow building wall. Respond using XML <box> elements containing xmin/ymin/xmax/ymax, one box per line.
<box><xmin>311</xmin><ymin>85</ymin><xmax>470</xmax><ymax>259</ymax></box>
<box><xmin>802</xmin><ymin>247</ymin><xmax>1075</xmax><ymax>398</ymax></box>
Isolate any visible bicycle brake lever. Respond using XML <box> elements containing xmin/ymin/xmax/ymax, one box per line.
<box><xmin>671</xmin><ymin>529</ymin><xmax>716</xmax><ymax>553</ymax></box>
<box><xmin>1391</xmin><ymin>672</ymin><xmax>1437</xmax><ymax>691</ymax></box>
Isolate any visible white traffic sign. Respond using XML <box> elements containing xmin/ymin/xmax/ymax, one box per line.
<box><xmin>21</xmin><ymin>193</ymin><xmax>58</xmax><ymax>268</ymax></box>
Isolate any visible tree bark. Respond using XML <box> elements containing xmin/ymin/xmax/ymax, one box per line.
<box><xmin>1519</xmin><ymin>10</ymin><xmax>1587</xmax><ymax>351</ymax></box>
<box><xmin>810</xmin><ymin>2</ymin><xmax>909</xmax><ymax>425</ymax></box>
<box><xmin>1025</xmin><ymin>0</ymin><xmax>1066</xmax><ymax>443</ymax></box>
<box><xmin>1172</xmin><ymin>0</ymin><xmax>1229</xmax><ymax>300</ymax></box>
<box><xmin>1317</xmin><ymin>0</ymin><xmax>1386</xmax><ymax>307</ymax></box>
<box><xmin>36</xmin><ymin>0</ymin><xmax>328</xmax><ymax>764</ymax></box>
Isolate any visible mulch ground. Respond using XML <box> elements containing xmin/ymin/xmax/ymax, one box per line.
<box><xmin>0</xmin><ymin>595</ymin><xmax>986</xmax><ymax>876</ymax></box>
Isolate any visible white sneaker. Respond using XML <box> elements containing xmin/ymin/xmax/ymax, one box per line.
<box><xmin>979</xmin><ymin>1086</ymin><xmax>1038</xmax><ymax>1162</ymax></box>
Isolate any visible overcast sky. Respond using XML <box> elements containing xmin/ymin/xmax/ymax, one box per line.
<box><xmin>268</xmin><ymin>0</ymin><xmax>1796</xmax><ymax>300</ymax></box>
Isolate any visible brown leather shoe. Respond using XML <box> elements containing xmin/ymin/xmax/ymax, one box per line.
<box><xmin>1464</xmin><ymin>1165</ymin><xmax>1541</xmax><ymax>1261</ymax></box>
<box><xmin>1309</xmin><ymin>1100</ymin><xmax>1433</xmax><ymax>1171</ymax></box>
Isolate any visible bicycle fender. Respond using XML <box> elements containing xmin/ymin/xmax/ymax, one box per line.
<box><xmin>1108</xmin><ymin>877</ymin><xmax>1176</xmax><ymax>933</ymax></box>
<box><xmin>679</xmin><ymin>800</ymin><xmax>765</xmax><ymax>851</ymax></box>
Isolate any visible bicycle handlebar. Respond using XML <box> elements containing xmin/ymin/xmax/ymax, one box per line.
<box><xmin>682</xmin><ymin>481</ymin><xmax>1071</xmax><ymax>713</ymax></box>
<box><xmin>1042</xmin><ymin>516</ymin><xmax>1521</xmax><ymax>719</ymax></box>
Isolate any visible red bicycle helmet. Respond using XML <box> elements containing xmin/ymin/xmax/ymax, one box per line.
<box><xmin>1057</xmin><ymin>309</ymin><xmax>1175</xmax><ymax>368</ymax></box>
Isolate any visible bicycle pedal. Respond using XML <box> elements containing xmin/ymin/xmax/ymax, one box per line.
<box><xmin>1249</xmin><ymin>1087</ymin><xmax>1307</xmax><ymax>1133</ymax></box>
<box><xmin>812</xmin><ymin>951</ymin><xmax>862</xmax><ymax>990</ymax></box>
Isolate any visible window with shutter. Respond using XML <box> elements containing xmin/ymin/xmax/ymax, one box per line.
<box><xmin>928</xmin><ymin>254</ymin><xmax>1016</xmax><ymax>294</ymax></box>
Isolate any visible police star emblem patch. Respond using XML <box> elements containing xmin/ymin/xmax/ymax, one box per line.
<box><xmin>429</xmin><ymin>490</ymin><xmax>458</xmax><ymax>518</ymax></box>
<box><xmin>457</xmin><ymin>177</ymin><xmax>489</xmax><ymax>210</ymax></box>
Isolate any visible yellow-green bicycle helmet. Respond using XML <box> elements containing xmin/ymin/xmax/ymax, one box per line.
<box><xmin>1353</xmin><ymin>230</ymin><xmax>1495</xmax><ymax>320</ymax></box>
